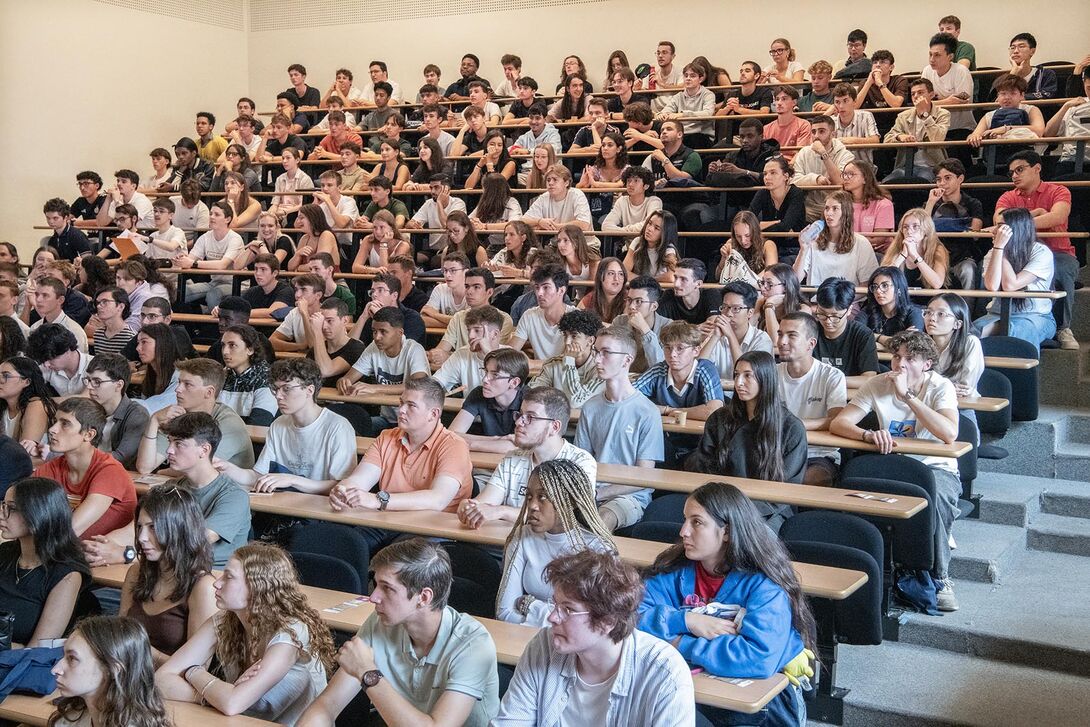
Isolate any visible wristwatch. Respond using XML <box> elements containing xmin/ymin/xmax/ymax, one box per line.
<box><xmin>376</xmin><ymin>490</ymin><xmax>391</xmax><ymax>511</ymax></box>
<box><xmin>361</xmin><ymin>669</ymin><xmax>384</xmax><ymax>690</ymax></box>
<box><xmin>123</xmin><ymin>546</ymin><xmax>137</xmax><ymax>564</ymax></box>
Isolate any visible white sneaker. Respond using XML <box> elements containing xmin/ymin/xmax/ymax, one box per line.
<box><xmin>1056</xmin><ymin>328</ymin><xmax>1079</xmax><ymax>351</ymax></box>
<box><xmin>949</xmin><ymin>534</ymin><xmax>957</xmax><ymax>550</ymax></box>
<box><xmin>936</xmin><ymin>579</ymin><xmax>960</xmax><ymax>612</ymax></box>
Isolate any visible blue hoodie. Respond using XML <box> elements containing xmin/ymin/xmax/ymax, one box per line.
<box><xmin>638</xmin><ymin>563</ymin><xmax>803</xmax><ymax>679</ymax></box>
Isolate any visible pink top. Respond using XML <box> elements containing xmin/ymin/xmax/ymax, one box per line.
<box><xmin>853</xmin><ymin>198</ymin><xmax>895</xmax><ymax>252</ymax></box>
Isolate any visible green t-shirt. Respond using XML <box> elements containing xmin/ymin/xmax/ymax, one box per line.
<box><xmin>363</xmin><ymin>198</ymin><xmax>410</xmax><ymax>224</ymax></box>
<box><xmin>330</xmin><ymin>283</ymin><xmax>357</xmax><ymax>316</ymax></box>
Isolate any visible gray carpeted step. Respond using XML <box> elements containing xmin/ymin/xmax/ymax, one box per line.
<box><xmin>1027</xmin><ymin>512</ymin><xmax>1090</xmax><ymax>557</ymax></box>
<box><xmin>824</xmin><ymin>641</ymin><xmax>1090</xmax><ymax>727</ymax></box>
<box><xmin>1042</xmin><ymin>489</ymin><xmax>1090</xmax><ymax>519</ymax></box>
<box><xmin>948</xmin><ymin>520</ymin><xmax>1024</xmax><ymax>583</ymax></box>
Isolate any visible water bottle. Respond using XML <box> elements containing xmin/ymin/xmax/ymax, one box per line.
<box><xmin>800</xmin><ymin>220</ymin><xmax>825</xmax><ymax>246</ymax></box>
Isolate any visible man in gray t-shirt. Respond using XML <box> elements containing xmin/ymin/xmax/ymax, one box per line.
<box><xmin>573</xmin><ymin>325</ymin><xmax>664</xmax><ymax>531</ymax></box>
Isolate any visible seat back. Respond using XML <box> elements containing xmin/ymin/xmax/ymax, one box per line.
<box><xmin>976</xmin><ymin>368</ymin><xmax>1013</xmax><ymax>434</ymax></box>
<box><xmin>627</xmin><ymin>521</ymin><xmax>682</xmax><ymax>545</ymax></box>
<box><xmin>980</xmin><ymin>336</ymin><xmax>1040</xmax><ymax>421</ymax></box>
<box><xmin>291</xmin><ymin>552</ymin><xmax>363</xmax><ymax>594</ymax></box>
<box><xmin>838</xmin><ymin>472</ymin><xmax>936</xmax><ymax>573</ymax></box>
<box><xmin>442</xmin><ymin>542</ymin><xmax>502</xmax><ymax>619</ymax></box>
<box><xmin>641</xmin><ymin>493</ymin><xmax>688</xmax><ymax>524</ymax></box>
<box><xmin>785</xmin><ymin>539</ymin><xmax>883</xmax><ymax>646</ymax></box>
<box><xmin>956</xmin><ymin>414</ymin><xmax>979</xmax><ymax>486</ymax></box>
<box><xmin>289</xmin><ymin>522</ymin><xmax>371</xmax><ymax>594</ymax></box>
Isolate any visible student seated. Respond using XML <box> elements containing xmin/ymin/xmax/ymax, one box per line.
<box><xmin>658</xmin><ymin>258</ymin><xmax>720</xmax><ymax>326</ymax></box>
<box><xmin>28</xmin><ymin>276</ymin><xmax>89</xmax><ymax>352</ymax></box>
<box><xmin>34</xmin><ymin>398</ymin><xmax>137</xmax><ymax>549</ymax></box>
<box><xmin>614</xmin><ymin>275</ymin><xmax>671</xmax><ymax>373</ymax></box>
<box><xmin>270</xmin><ymin>274</ymin><xmax>326</xmax><ymax>354</ymax></box>
<box><xmin>575</xmin><ymin>325</ymin><xmax>663</xmax><ymax>531</ymax></box>
<box><xmin>521</xmin><ymin>164</ymin><xmax>594</xmax><ymax>240</ymax></box>
<box><xmin>84</xmin><ymin>353</ymin><xmax>149</xmax><ymax>469</ymax></box>
<box><xmin>120</xmin><ymin>484</ymin><xmax>217</xmax><ymax>664</ymax></box>
<box><xmin>0</xmin><ymin>477</ymin><xmax>91</xmax><ymax>648</ymax></box>
<box><xmin>136</xmin><ymin>357</ymin><xmax>256</xmax><ymax>474</ymax></box>
<box><xmin>717</xmin><ymin>212</ymin><xmax>777</xmax><ymax>288</ymax></box>
<box><xmin>330</xmin><ymin>377</ymin><xmax>473</xmax><ymax>551</ymax></box>
<box><xmin>51</xmin><ymin>616</ymin><xmax>172</xmax><ymax>727</ymax></box>
<box><xmin>306</xmin><ymin>297</ymin><xmax>366</xmax><ymax>389</ymax></box>
<box><xmin>814</xmin><ymin>277</ymin><xmax>880</xmax><ymax>388</ymax></box>
<box><xmin>422</xmin><ymin>252</ymin><xmax>470</xmax><ymax>328</ymax></box>
<box><xmin>449</xmin><ymin>348</ymin><xmax>530</xmax><ymax>454</ymax></box>
<box><xmin>216</xmin><ymin>324</ymin><xmax>277</xmax><ymax>426</ymax></box>
<box><xmin>459</xmin><ymin>386</ymin><xmax>596</xmax><ymax>529</ymax></box>
<box><xmin>495</xmin><ymin>548</ymin><xmax>695</xmax><ymax>726</ymax></box>
<box><xmin>350</xmin><ymin>273</ymin><xmax>426</xmax><ymax>346</ymax></box>
<box><xmin>699</xmin><ymin>281</ymin><xmax>775</xmax><ymax>379</ymax></box>
<box><xmin>173</xmin><ymin>201</ymin><xmax>245</xmax><ymax>310</ymax></box>
<box><xmin>883</xmin><ymin>77</ymin><xmax>950</xmax><ymax>181</ymax></box>
<box><xmin>0</xmin><ymin>356</ymin><xmax>56</xmax><ymax>453</ymax></box>
<box><xmin>623</xmin><ymin>210</ymin><xmax>680</xmax><ymax>283</ymax></box>
<box><xmin>1005</xmin><ymin>32</ymin><xmax>1058</xmax><ymax>100</ymax></box>
<box><xmin>601</xmin><ymin>166</ymin><xmax>662</xmax><ymax>234</ymax></box>
<box><xmin>1045</xmin><ymin>66</ymin><xmax>1090</xmax><ymax>175</ymax></box>
<box><xmin>776</xmin><ymin>313</ymin><xmax>848</xmax><ymax>486</ymax></box>
<box><xmin>795</xmin><ymin>191</ymin><xmax>879</xmax><ymax>285</ymax></box>
<box><xmin>510</xmin><ymin>264</ymin><xmax>577</xmax><ymax>362</ymax></box>
<box><xmin>922</xmin><ymin>159</ymin><xmax>983</xmax><ymax>289</ymax></box>
<box><xmin>707</xmin><ymin>118</ymin><xmax>779</xmax><ymax>189</ymax></box>
<box><xmin>29</xmin><ymin>323</ymin><xmax>90</xmax><ymax>397</ymax></box>
<box><xmin>637</xmin><ymin>320</ymin><xmax>723</xmax><ymax>418</ymax></box>
<box><xmin>299</xmin><ymin>538</ymin><xmax>500</xmax><ymax>727</ymax></box>
<box><xmin>974</xmin><ymin>207</ymin><xmax>1057</xmax><ymax>349</ymax></box>
<box><xmin>831</xmin><ymin>330</ymin><xmax>962</xmax><ymax>610</ymax></box>
<box><xmin>428</xmin><ymin>268</ymin><xmax>514</xmax><ymax>367</ymax></box>
<box><xmin>157</xmin><ymin>542</ymin><xmax>335</xmax><ymax>723</ymax></box>
<box><xmin>529</xmin><ymin>309</ymin><xmax>604</xmax><ymax>407</ymax></box>
<box><xmin>859</xmin><ymin>267</ymin><xmax>925</xmax><ymax>348</ymax></box>
<box><xmin>880</xmin><ymin>209</ymin><xmax>949</xmax><ymax>289</ymax></box>
<box><xmin>122</xmin><ymin>297</ymin><xmax>194</xmax><ymax>363</ymax></box>
<box><xmin>431</xmin><ymin>307</ymin><xmax>505</xmax><ymax>395</ymax></box>
<box><xmin>639</xmin><ymin>482</ymin><xmax>815</xmax><ymax>725</ymax></box>
<box><xmin>132</xmin><ymin>324</ymin><xmax>181</xmax><ymax>413</ymax></box>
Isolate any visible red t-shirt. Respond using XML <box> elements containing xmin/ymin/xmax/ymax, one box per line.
<box><xmin>996</xmin><ymin>182</ymin><xmax>1074</xmax><ymax>256</ymax></box>
<box><xmin>34</xmin><ymin>448</ymin><xmax>137</xmax><ymax>539</ymax></box>
<box><xmin>694</xmin><ymin>563</ymin><xmax>726</xmax><ymax>604</ymax></box>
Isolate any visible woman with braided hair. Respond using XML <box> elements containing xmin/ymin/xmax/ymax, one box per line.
<box><xmin>156</xmin><ymin>542</ymin><xmax>335</xmax><ymax>725</ymax></box>
<box><xmin>496</xmin><ymin>459</ymin><xmax>615</xmax><ymax>626</ymax></box>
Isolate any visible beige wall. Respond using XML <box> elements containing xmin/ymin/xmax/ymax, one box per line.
<box><xmin>4</xmin><ymin>0</ymin><xmax>1087</xmax><ymax>255</ymax></box>
<box><xmin>0</xmin><ymin>0</ymin><xmax>248</xmax><ymax>256</ymax></box>
<box><xmin>246</xmin><ymin>0</ymin><xmax>1088</xmax><ymax>107</ymax></box>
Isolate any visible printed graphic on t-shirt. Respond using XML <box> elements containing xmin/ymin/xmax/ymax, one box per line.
<box><xmin>374</xmin><ymin>367</ymin><xmax>405</xmax><ymax>386</ymax></box>
<box><xmin>888</xmin><ymin>419</ymin><xmax>917</xmax><ymax>438</ymax></box>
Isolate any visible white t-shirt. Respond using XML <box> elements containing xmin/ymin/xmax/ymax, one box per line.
<box><xmin>43</xmin><ymin>351</ymin><xmax>91</xmax><ymax>397</ymax></box>
<box><xmin>463</xmin><ymin>102</ymin><xmax>501</xmax><ymax>122</ymax></box>
<box><xmin>562</xmin><ymin>671</ymin><xmax>616</xmax><ymax>726</ymax></box>
<box><xmin>525</xmin><ymin>189</ymin><xmax>593</xmax><ymax>227</ymax></box>
<box><xmin>147</xmin><ymin>225</ymin><xmax>188</xmax><ymax>259</ymax></box>
<box><xmin>936</xmin><ymin>334</ymin><xmax>984</xmax><ymax>398</ymax></box>
<box><xmin>352</xmin><ymin>337</ymin><xmax>430</xmax><ymax>420</ymax></box>
<box><xmin>411</xmin><ymin>197</ymin><xmax>468</xmax><ymax>250</ymax></box>
<box><xmin>254</xmin><ymin>408</ymin><xmax>358</xmax><ymax>481</ymax></box>
<box><xmin>485</xmin><ymin>440</ymin><xmax>597</xmax><ymax>509</ymax></box>
<box><xmin>777</xmin><ymin>360</ymin><xmax>848</xmax><ymax>462</ymax></box>
<box><xmin>1058</xmin><ymin>99</ymin><xmax>1090</xmax><ymax>161</ymax></box>
<box><xmin>601</xmin><ymin>195</ymin><xmax>663</xmax><ymax>233</ymax></box>
<box><xmin>764</xmin><ymin>60</ymin><xmax>806</xmax><ymax>79</ymax></box>
<box><xmin>443</xmin><ymin>308</ymin><xmax>515</xmax><ymax>350</ymax></box>
<box><xmin>515</xmin><ymin>305</ymin><xmax>576</xmax><ymax>359</ymax></box>
<box><xmin>849</xmin><ymin>370</ymin><xmax>960</xmax><ymax>473</ymax></box>
<box><xmin>274</xmin><ymin>307</ymin><xmax>309</xmax><ymax>343</ymax></box>
<box><xmin>321</xmin><ymin>195</ymin><xmax>360</xmax><ymax>247</ymax></box>
<box><xmin>706</xmin><ymin>325</ymin><xmax>774</xmax><ymax>378</ymax></box>
<box><xmin>983</xmin><ymin>242</ymin><xmax>1054</xmax><ymax>315</ymax></box>
<box><xmin>107</xmin><ymin>191</ymin><xmax>154</xmax><ymax>227</ymax></box>
<box><xmin>803</xmin><ymin>233</ymin><xmax>879</xmax><ymax>285</ymax></box>
<box><xmin>190</xmin><ymin>229</ymin><xmax>245</xmax><ymax>285</ymax></box>
<box><xmin>922</xmin><ymin>63</ymin><xmax>975</xmax><ymax>130</ymax></box>
<box><xmin>432</xmin><ymin>346</ymin><xmax>486</xmax><ymax>392</ymax></box>
<box><xmin>169</xmin><ymin>197</ymin><xmax>209</xmax><ymax>241</ymax></box>
<box><xmin>425</xmin><ymin>283</ymin><xmax>468</xmax><ymax>315</ymax></box>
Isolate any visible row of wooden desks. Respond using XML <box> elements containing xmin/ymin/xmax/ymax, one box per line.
<box><xmin>89</xmin><ymin>563</ymin><xmax>789</xmax><ymax>714</ymax></box>
<box><xmin>0</xmin><ymin>693</ymin><xmax>274</xmax><ymax>726</ymax></box>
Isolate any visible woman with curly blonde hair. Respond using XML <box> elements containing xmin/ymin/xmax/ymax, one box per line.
<box><xmin>50</xmin><ymin>615</ymin><xmax>171</xmax><ymax>727</ymax></box>
<box><xmin>156</xmin><ymin>543</ymin><xmax>335</xmax><ymax>725</ymax></box>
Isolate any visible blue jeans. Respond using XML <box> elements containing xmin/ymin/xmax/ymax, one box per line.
<box><xmin>698</xmin><ymin>683</ymin><xmax>807</xmax><ymax>726</ymax></box>
<box><xmin>974</xmin><ymin>311</ymin><xmax>1056</xmax><ymax>349</ymax></box>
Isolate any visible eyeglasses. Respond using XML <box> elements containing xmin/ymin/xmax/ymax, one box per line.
<box><xmin>769</xmin><ymin>48</ymin><xmax>788</xmax><ymax>55</ymax></box>
<box><xmin>814</xmin><ymin>312</ymin><xmax>847</xmax><ymax>323</ymax></box>
<box><xmin>591</xmin><ymin>347</ymin><xmax>627</xmax><ymax>359</ymax></box>
<box><xmin>869</xmin><ymin>282</ymin><xmax>893</xmax><ymax>293</ymax></box>
<box><xmin>923</xmin><ymin>310</ymin><xmax>955</xmax><ymax>320</ymax></box>
<box><xmin>0</xmin><ymin>373</ymin><xmax>26</xmax><ymax>383</ymax></box>
<box><xmin>480</xmin><ymin>369</ymin><xmax>514</xmax><ymax>382</ymax></box>
<box><xmin>0</xmin><ymin>501</ymin><xmax>19</xmax><ymax>518</ymax></box>
<box><xmin>440</xmin><ymin>266</ymin><xmax>465</xmax><ymax>275</ymax></box>
<box><xmin>515</xmin><ymin>412</ymin><xmax>557</xmax><ymax>425</ymax></box>
<box><xmin>626</xmin><ymin>297</ymin><xmax>650</xmax><ymax>307</ymax></box>
<box><xmin>82</xmin><ymin>375</ymin><xmax>116</xmax><ymax>389</ymax></box>
<box><xmin>720</xmin><ymin>304</ymin><xmax>751</xmax><ymax>315</ymax></box>
<box><xmin>550</xmin><ymin>602</ymin><xmax>591</xmax><ymax>622</ymax></box>
<box><xmin>757</xmin><ymin>280</ymin><xmax>783</xmax><ymax>290</ymax></box>
<box><xmin>664</xmin><ymin>344</ymin><xmax>697</xmax><ymax>355</ymax></box>
<box><xmin>367</xmin><ymin>289</ymin><xmax>390</xmax><ymax>299</ymax></box>
<box><xmin>1008</xmin><ymin>165</ymin><xmax>1030</xmax><ymax>177</ymax></box>
<box><xmin>270</xmin><ymin>383</ymin><xmax>307</xmax><ymax>396</ymax></box>
<box><xmin>140</xmin><ymin>313</ymin><xmax>165</xmax><ymax>322</ymax></box>
<box><xmin>840</xmin><ymin>171</ymin><xmax>858</xmax><ymax>180</ymax></box>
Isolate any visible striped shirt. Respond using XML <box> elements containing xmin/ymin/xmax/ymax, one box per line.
<box><xmin>833</xmin><ymin>109</ymin><xmax>879</xmax><ymax>164</ymax></box>
<box><xmin>484</xmin><ymin>441</ymin><xmax>596</xmax><ymax>508</ymax></box>
<box><xmin>93</xmin><ymin>326</ymin><xmax>136</xmax><ymax>358</ymax></box>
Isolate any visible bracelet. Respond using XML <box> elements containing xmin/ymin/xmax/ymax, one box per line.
<box><xmin>144</xmin><ymin>434</ymin><xmax>158</xmax><ymax>440</ymax></box>
<box><xmin>183</xmin><ymin>664</ymin><xmax>202</xmax><ymax>682</ymax></box>
<box><xmin>198</xmin><ymin>675</ymin><xmax>217</xmax><ymax>699</ymax></box>
<box><xmin>991</xmin><ymin>246</ymin><xmax>1005</xmax><ymax>251</ymax></box>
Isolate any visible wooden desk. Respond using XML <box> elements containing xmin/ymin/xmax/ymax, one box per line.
<box><xmin>875</xmin><ymin>351</ymin><xmax>1038</xmax><ymax>370</ymax></box>
<box><xmin>0</xmin><ymin>693</ymin><xmax>275</xmax><ymax>726</ymax></box>
<box><xmin>88</xmin><ymin>564</ymin><xmax>786</xmax><ymax>713</ymax></box>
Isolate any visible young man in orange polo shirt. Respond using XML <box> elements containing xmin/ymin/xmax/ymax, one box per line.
<box><xmin>330</xmin><ymin>377</ymin><xmax>473</xmax><ymax>553</ymax></box>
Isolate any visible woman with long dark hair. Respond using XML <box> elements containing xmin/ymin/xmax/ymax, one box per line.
<box><xmin>686</xmin><ymin>351</ymin><xmax>807</xmax><ymax>489</ymax></box>
<box><xmin>717</xmin><ymin>210</ymin><xmax>778</xmax><ymax>286</ymax></box>
<box><xmin>975</xmin><ymin>207</ymin><xmax>1057</xmax><ymax>347</ymax></box>
<box><xmin>578</xmin><ymin>256</ymin><xmax>627</xmax><ymax>323</ymax></box>
<box><xmin>756</xmin><ymin>263</ymin><xmax>809</xmax><ymax>342</ymax></box>
<box><xmin>121</xmin><ymin>484</ymin><xmax>216</xmax><ymax>666</ymax></box>
<box><xmin>794</xmin><ymin>190</ymin><xmax>879</xmax><ymax>285</ymax></box>
<box><xmin>496</xmin><ymin>460</ymin><xmax>615</xmax><ymax>626</ymax></box>
<box><xmin>0</xmin><ymin>316</ymin><xmax>27</xmax><ymax>361</ymax></box>
<box><xmin>465</xmin><ymin>130</ymin><xmax>517</xmax><ymax>189</ymax></box>
<box><xmin>623</xmin><ymin>210</ymin><xmax>680</xmax><ymax>283</ymax></box>
<box><xmin>223</xmin><ymin>171</ymin><xmax>262</xmax><ymax>230</ymax></box>
<box><xmin>212</xmin><ymin>142</ymin><xmax>261</xmax><ymax>193</ymax></box>
<box><xmin>0</xmin><ymin>356</ymin><xmax>57</xmax><ymax>452</ymax></box>
<box><xmin>471</xmin><ymin>173</ymin><xmax>523</xmax><ymax>250</ymax></box>
<box><xmin>842</xmin><ymin>160</ymin><xmax>894</xmax><ymax>252</ymax></box>
<box><xmin>219</xmin><ymin>324</ymin><xmax>277</xmax><ymax>426</ymax></box>
<box><xmin>603</xmin><ymin>50</ymin><xmax>632</xmax><ymax>90</ymax></box>
<box><xmin>441</xmin><ymin>210</ymin><xmax>488</xmax><ymax>267</ymax></box>
<box><xmin>489</xmin><ymin>220</ymin><xmax>537</xmax><ymax>278</ymax></box>
<box><xmin>157</xmin><ymin>542</ymin><xmax>335</xmax><ymax>724</ymax></box>
<box><xmin>134</xmin><ymin>324</ymin><xmax>179</xmax><ymax>413</ymax></box>
<box><xmin>352</xmin><ymin>209</ymin><xmax>413</xmax><ymax>275</ymax></box>
<box><xmin>406</xmin><ymin>136</ymin><xmax>451</xmax><ymax>190</ymax></box>
<box><xmin>287</xmin><ymin>204</ymin><xmax>339</xmax><ymax>271</ymax></box>
<box><xmin>927</xmin><ymin>293</ymin><xmax>985</xmax><ymax>400</ymax></box>
<box><xmin>76</xmin><ymin>255</ymin><xmax>114</xmax><ymax>301</ymax></box>
<box><xmin>639</xmin><ymin>481</ymin><xmax>815</xmax><ymax>725</ymax></box>
<box><xmin>549</xmin><ymin>74</ymin><xmax>590</xmax><ymax>123</ymax></box>
<box><xmin>0</xmin><ymin>477</ymin><xmax>91</xmax><ymax>648</ymax></box>
<box><xmin>49</xmin><ymin>616</ymin><xmax>171</xmax><ymax>727</ymax></box>
<box><xmin>859</xmin><ymin>266</ymin><xmax>925</xmax><ymax>348</ymax></box>
<box><xmin>526</xmin><ymin>144</ymin><xmax>557</xmax><ymax>190</ymax></box>
<box><xmin>367</xmin><ymin>137</ymin><xmax>411</xmax><ymax>190</ymax></box>
<box><xmin>556</xmin><ymin>55</ymin><xmax>592</xmax><ymax>93</ymax></box>
<box><xmin>555</xmin><ymin>224</ymin><xmax>600</xmax><ymax>293</ymax></box>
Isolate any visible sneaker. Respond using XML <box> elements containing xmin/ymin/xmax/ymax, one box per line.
<box><xmin>949</xmin><ymin>534</ymin><xmax>957</xmax><ymax>550</ymax></box>
<box><xmin>1057</xmin><ymin>328</ymin><xmax>1079</xmax><ymax>351</ymax></box>
<box><xmin>936</xmin><ymin>579</ymin><xmax>960</xmax><ymax>612</ymax></box>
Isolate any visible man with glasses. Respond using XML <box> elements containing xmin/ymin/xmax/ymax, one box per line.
<box><xmin>614</xmin><ymin>276</ymin><xmax>670</xmax><ymax>373</ymax></box>
<box><xmin>85</xmin><ymin>353</ymin><xmax>148</xmax><ymax>470</ymax></box>
<box><xmin>776</xmin><ymin>313</ymin><xmax>848</xmax><ymax>486</ymax></box>
<box><xmin>510</xmin><ymin>264</ymin><xmax>575</xmax><ymax>364</ymax></box>
<box><xmin>698</xmin><ymin>281</ymin><xmax>774</xmax><ymax>379</ymax></box>
<box><xmin>351</xmin><ymin>272</ymin><xmax>426</xmax><ymax>345</ymax></box>
<box><xmin>1006</xmin><ymin>32</ymin><xmax>1058</xmax><ymax>100</ymax></box>
<box><xmin>216</xmin><ymin>359</ymin><xmax>358</xmax><ymax>498</ymax></box>
<box><xmin>71</xmin><ymin>171</ymin><xmax>107</xmax><ymax>228</ymax></box>
<box><xmin>406</xmin><ymin>173</ymin><xmax>467</xmax><ymax>265</ymax></box>
<box><xmin>449</xmin><ymin>349</ymin><xmax>530</xmax><ymax>454</ymax></box>
<box><xmin>429</xmin><ymin>268</ymin><xmax>514</xmax><ymax>367</ymax></box>
<box><xmin>158</xmin><ymin>412</ymin><xmax>250</xmax><ymax>568</ymax></box>
<box><xmin>576</xmin><ymin>325</ymin><xmax>663</xmax><ymax>531</ymax></box>
<box><xmin>136</xmin><ymin>358</ymin><xmax>255</xmax><ymax>474</ymax></box>
<box><xmin>337</xmin><ymin>306</ymin><xmax>430</xmax><ymax>434</ymax></box>
<box><xmin>121</xmin><ymin>297</ymin><xmax>195</xmax><ymax>362</ymax></box>
<box><xmin>995</xmin><ymin>150</ymin><xmax>1078</xmax><ymax>350</ymax></box>
<box><xmin>814</xmin><ymin>278</ymin><xmax>879</xmax><ymax>387</ymax></box>
<box><xmin>422</xmin><ymin>252</ymin><xmax>470</xmax><ymax>328</ymax></box>
<box><xmin>458</xmin><ymin>386</ymin><xmax>595</xmax><ymax>528</ymax></box>
<box><xmin>834</xmin><ymin>28</ymin><xmax>871</xmax><ymax>79</ymax></box>
<box><xmin>28</xmin><ymin>323</ymin><xmax>89</xmax><ymax>397</ymax></box>
<box><xmin>658</xmin><ymin>259</ymin><xmax>721</xmax><ymax>326</ymax></box>
<box><xmin>530</xmin><ymin>309</ymin><xmax>605</xmax><ymax>408</ymax></box>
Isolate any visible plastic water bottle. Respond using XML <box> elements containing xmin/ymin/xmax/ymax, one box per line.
<box><xmin>800</xmin><ymin>220</ymin><xmax>825</xmax><ymax>246</ymax></box>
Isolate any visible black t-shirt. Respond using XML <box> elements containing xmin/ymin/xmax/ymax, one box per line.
<box><xmin>243</xmin><ymin>280</ymin><xmax>295</xmax><ymax>311</ymax></box>
<box><xmin>360</xmin><ymin>304</ymin><xmax>426</xmax><ymax>345</ymax></box>
<box><xmin>607</xmin><ymin>93</ymin><xmax>653</xmax><ymax>114</ymax></box>
<box><xmin>817</xmin><ymin>320</ymin><xmax>880</xmax><ymax>376</ymax></box>
<box><xmin>507</xmin><ymin>100</ymin><xmax>537</xmax><ymax>119</ymax></box>
<box><xmin>263</xmin><ymin>135</ymin><xmax>309</xmax><ymax>186</ymax></box>
<box><xmin>728</xmin><ymin>87</ymin><xmax>774</xmax><ymax>112</ymax></box>
<box><xmin>49</xmin><ymin>225</ymin><xmax>92</xmax><ymax>261</ymax></box>
<box><xmin>749</xmin><ymin>186</ymin><xmax>808</xmax><ymax>251</ymax></box>
<box><xmin>123</xmin><ymin>324</ymin><xmax>195</xmax><ymax>362</ymax></box>
<box><xmin>70</xmin><ymin>195</ymin><xmax>105</xmax><ymax>221</ymax></box>
<box><xmin>401</xmin><ymin>286</ymin><xmax>429</xmax><ymax>312</ymax></box>
<box><xmin>462</xmin><ymin>385</ymin><xmax>525</xmax><ymax>437</ymax></box>
<box><xmin>658</xmin><ymin>289</ymin><xmax>722</xmax><ymax>325</ymax></box>
<box><xmin>312</xmin><ymin>338</ymin><xmax>367</xmax><ymax>388</ymax></box>
<box><xmin>0</xmin><ymin>540</ymin><xmax>89</xmax><ymax>645</ymax></box>
<box><xmin>571</xmin><ymin>123</ymin><xmax>620</xmax><ymax>149</ymax></box>
<box><xmin>932</xmin><ymin>193</ymin><xmax>985</xmax><ymax>265</ymax></box>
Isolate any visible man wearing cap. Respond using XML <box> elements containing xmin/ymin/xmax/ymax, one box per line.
<box><xmin>167</xmin><ymin>138</ymin><xmax>214</xmax><ymax>192</ymax></box>
<box><xmin>205</xmin><ymin>296</ymin><xmax>252</xmax><ymax>364</ymax></box>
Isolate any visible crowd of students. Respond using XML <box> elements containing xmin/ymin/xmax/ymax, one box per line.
<box><xmin>1</xmin><ymin>17</ymin><xmax>1086</xmax><ymax>727</ymax></box>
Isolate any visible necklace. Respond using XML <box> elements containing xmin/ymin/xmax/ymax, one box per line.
<box><xmin>15</xmin><ymin>559</ymin><xmax>40</xmax><ymax>584</ymax></box>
